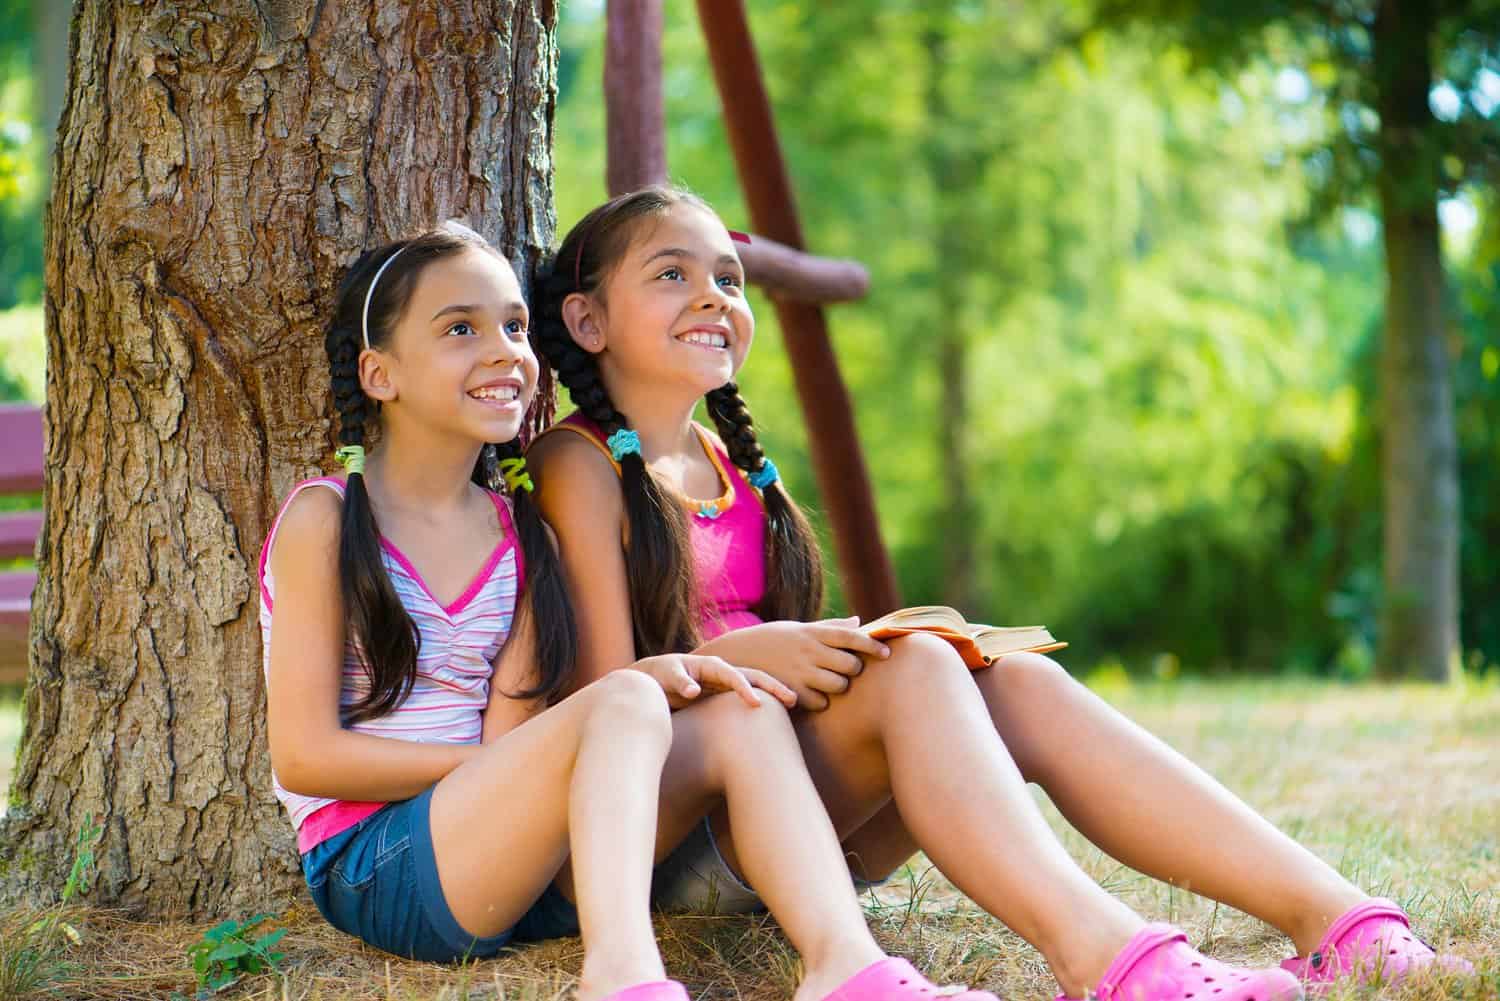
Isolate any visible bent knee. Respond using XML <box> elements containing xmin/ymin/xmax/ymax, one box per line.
<box><xmin>879</xmin><ymin>632</ymin><xmax>972</xmax><ymax>684</ymax></box>
<box><xmin>988</xmin><ymin>651</ymin><xmax>1074</xmax><ymax>698</ymax></box>
<box><xmin>584</xmin><ymin>669</ymin><xmax>673</xmax><ymax>739</ymax></box>
<box><xmin>685</xmin><ymin>689</ymin><xmax>794</xmax><ymax>757</ymax></box>
<box><xmin>690</xmin><ymin>688</ymin><xmax>793</xmax><ymax>730</ymax></box>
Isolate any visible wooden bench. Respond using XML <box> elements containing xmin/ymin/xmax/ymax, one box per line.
<box><xmin>1</xmin><ymin>403</ymin><xmax>43</xmax><ymax>685</ymax></box>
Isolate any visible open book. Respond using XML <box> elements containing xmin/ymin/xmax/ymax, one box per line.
<box><xmin>860</xmin><ymin>605</ymin><xmax>1066</xmax><ymax>669</ymax></box>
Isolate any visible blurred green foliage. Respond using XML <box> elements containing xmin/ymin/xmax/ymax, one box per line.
<box><xmin>0</xmin><ymin>1</ymin><xmax>1494</xmax><ymax>676</ymax></box>
<box><xmin>554</xmin><ymin>0</ymin><xmax>1498</xmax><ymax>676</ymax></box>
<box><xmin>0</xmin><ymin>0</ymin><xmax>43</xmax><ymax>308</ymax></box>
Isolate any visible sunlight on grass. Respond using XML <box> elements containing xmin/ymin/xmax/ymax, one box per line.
<box><xmin>0</xmin><ymin>696</ymin><xmax>20</xmax><ymax>815</ymax></box>
<box><xmin>0</xmin><ymin>681</ymin><xmax>1495</xmax><ymax>999</ymax></box>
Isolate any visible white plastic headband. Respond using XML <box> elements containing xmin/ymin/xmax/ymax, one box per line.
<box><xmin>361</xmin><ymin>245</ymin><xmax>409</xmax><ymax>349</ymax></box>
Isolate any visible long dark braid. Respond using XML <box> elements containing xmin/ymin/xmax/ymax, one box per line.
<box><xmin>324</xmin><ymin>225</ymin><xmax>577</xmax><ymax>721</ymax></box>
<box><xmin>325</xmin><ymin>245</ymin><xmax>421</xmax><ymax>725</ymax></box>
<box><xmin>531</xmin><ymin>196</ymin><xmax>703</xmax><ymax>656</ymax></box>
<box><xmin>485</xmin><ymin>438</ymin><xmax>578</xmax><ymax>702</ymax></box>
<box><xmin>705</xmin><ymin>382</ymin><xmax>824</xmax><ymax>621</ymax></box>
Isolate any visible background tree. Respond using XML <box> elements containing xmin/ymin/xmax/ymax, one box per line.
<box><xmin>1092</xmin><ymin>0</ymin><xmax>1500</xmax><ymax>681</ymax></box>
<box><xmin>0</xmin><ymin>0</ymin><xmax>558</xmax><ymax>917</ymax></box>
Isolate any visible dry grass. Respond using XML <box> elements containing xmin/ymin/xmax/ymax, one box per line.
<box><xmin>1</xmin><ymin>679</ymin><xmax>1497</xmax><ymax>1000</ymax></box>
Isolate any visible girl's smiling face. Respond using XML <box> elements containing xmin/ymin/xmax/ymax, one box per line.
<box><xmin>568</xmin><ymin>202</ymin><xmax>754</xmax><ymax>400</ymax></box>
<box><xmin>363</xmin><ymin>246</ymin><xmax>539</xmax><ymax>445</ymax></box>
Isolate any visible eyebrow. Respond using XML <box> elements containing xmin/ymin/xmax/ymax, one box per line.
<box><xmin>430</xmin><ymin>301</ymin><xmax>528</xmax><ymax>322</ymax></box>
<box><xmin>643</xmin><ymin>247</ymin><xmax>742</xmax><ymax>268</ymax></box>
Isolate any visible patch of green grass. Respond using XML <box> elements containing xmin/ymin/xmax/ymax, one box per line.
<box><xmin>0</xmin><ymin>681</ymin><xmax>1495</xmax><ymax>999</ymax></box>
<box><xmin>0</xmin><ymin>816</ymin><xmax>101</xmax><ymax>1000</ymax></box>
<box><xmin>0</xmin><ymin>302</ymin><xmax>43</xmax><ymax>404</ymax></box>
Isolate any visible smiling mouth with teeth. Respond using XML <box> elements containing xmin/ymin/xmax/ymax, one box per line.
<box><xmin>469</xmin><ymin>385</ymin><xmax>520</xmax><ymax>402</ymax></box>
<box><xmin>678</xmin><ymin>331</ymin><xmax>728</xmax><ymax>349</ymax></box>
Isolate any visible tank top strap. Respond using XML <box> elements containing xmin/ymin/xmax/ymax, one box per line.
<box><xmin>534</xmin><ymin>414</ymin><xmax>623</xmax><ymax>475</ymax></box>
<box><xmin>258</xmin><ymin>476</ymin><xmax>347</xmax><ymax>608</ymax></box>
<box><xmin>484</xmin><ymin>488</ymin><xmax>525</xmax><ymax>591</ymax></box>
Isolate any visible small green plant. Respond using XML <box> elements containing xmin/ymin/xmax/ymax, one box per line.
<box><xmin>0</xmin><ymin>814</ymin><xmax>102</xmax><ymax>1000</ymax></box>
<box><xmin>185</xmin><ymin>913</ymin><xmax>286</xmax><ymax>992</ymax></box>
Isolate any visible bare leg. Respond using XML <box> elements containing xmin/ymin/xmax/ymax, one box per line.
<box><xmin>832</xmin><ymin>652</ymin><xmax>1367</xmax><ymax>954</ymax></box>
<box><xmin>430</xmin><ymin>670</ymin><xmax>672</xmax><ymax>1001</ymax></box>
<box><xmin>973</xmin><ymin>652</ymin><xmax>1365</xmax><ymax>951</ymax></box>
<box><xmin>783</xmin><ymin>633</ymin><xmax>1144</xmax><ymax>997</ymax></box>
<box><xmin>653</xmin><ymin>691</ymin><xmax>886</xmax><ymax>1001</ymax></box>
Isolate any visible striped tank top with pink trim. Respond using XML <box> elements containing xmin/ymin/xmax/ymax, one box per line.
<box><xmin>258</xmin><ymin>477</ymin><xmax>526</xmax><ymax>853</ymax></box>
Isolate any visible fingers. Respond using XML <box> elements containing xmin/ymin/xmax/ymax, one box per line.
<box><xmin>800</xmin><ymin>690</ymin><xmax>831</xmax><ymax>712</ymax></box>
<box><xmin>683</xmin><ymin>655</ymin><xmax>760</xmax><ymax>707</ymax></box>
<box><xmin>668</xmin><ymin>661</ymin><xmax>702</xmax><ymax>701</ymax></box>
<box><xmin>740</xmin><ymin>669</ymin><xmax>797</xmax><ymax>708</ymax></box>
<box><xmin>807</xmin><ymin>667</ymin><xmax>855</xmax><ymax>696</ymax></box>
<box><xmin>814</xmin><ymin>625</ymin><xmax>891</xmax><ymax>662</ymax></box>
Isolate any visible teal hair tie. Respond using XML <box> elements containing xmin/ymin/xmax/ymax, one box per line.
<box><xmin>335</xmin><ymin>444</ymin><xmax>366</xmax><ymax>475</ymax></box>
<box><xmin>748</xmin><ymin>458</ymin><xmax>779</xmax><ymax>490</ymax></box>
<box><xmin>607</xmin><ymin>428</ymin><xmax>642</xmax><ymax>461</ymax></box>
<box><xmin>499</xmin><ymin>457</ymin><xmax>535</xmax><ymax>494</ymax></box>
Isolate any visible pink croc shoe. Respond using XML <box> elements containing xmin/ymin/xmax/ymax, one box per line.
<box><xmin>599</xmin><ymin>982</ymin><xmax>690</xmax><ymax>1001</ymax></box>
<box><xmin>1057</xmin><ymin>924</ymin><xmax>1302</xmax><ymax>1001</ymax></box>
<box><xmin>1281</xmin><ymin>898</ymin><xmax>1474</xmax><ymax>992</ymax></box>
<box><xmin>821</xmin><ymin>957</ymin><xmax>999</xmax><ymax>1001</ymax></box>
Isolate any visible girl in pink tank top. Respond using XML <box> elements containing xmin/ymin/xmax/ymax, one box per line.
<box><xmin>528</xmin><ymin>188</ymin><xmax>1468</xmax><ymax>1001</ymax></box>
<box><xmin>265</xmin><ymin>222</ymin><xmax>991</xmax><ymax>1001</ymax></box>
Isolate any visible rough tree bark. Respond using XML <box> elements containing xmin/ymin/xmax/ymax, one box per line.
<box><xmin>0</xmin><ymin>0</ymin><xmax>557</xmax><ymax>918</ymax></box>
<box><xmin>1373</xmin><ymin>0</ymin><xmax>1460</xmax><ymax>682</ymax></box>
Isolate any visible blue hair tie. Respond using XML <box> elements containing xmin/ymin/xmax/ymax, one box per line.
<box><xmin>748</xmin><ymin>458</ymin><xmax>780</xmax><ymax>490</ymax></box>
<box><xmin>607</xmin><ymin>428</ymin><xmax>642</xmax><ymax>461</ymax></box>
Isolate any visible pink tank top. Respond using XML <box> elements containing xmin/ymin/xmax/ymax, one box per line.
<box><xmin>258</xmin><ymin>477</ymin><xmax>525</xmax><ymax>852</ymax></box>
<box><xmin>538</xmin><ymin>413</ymin><xmax>766</xmax><ymax>639</ymax></box>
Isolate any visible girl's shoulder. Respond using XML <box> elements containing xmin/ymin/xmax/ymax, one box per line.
<box><xmin>260</xmin><ymin>478</ymin><xmax>347</xmax><ymax>591</ymax></box>
<box><xmin>529</xmin><ymin>418</ymin><xmax>622</xmax><ymax>479</ymax></box>
<box><xmin>272</xmin><ymin>477</ymin><xmax>347</xmax><ymax>534</ymax></box>
<box><xmin>527</xmin><ymin>423</ymin><xmax>626</xmax><ymax>531</ymax></box>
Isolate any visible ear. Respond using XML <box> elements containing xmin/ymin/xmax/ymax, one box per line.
<box><xmin>359</xmin><ymin>347</ymin><xmax>398</xmax><ymax>403</ymax></box>
<box><xmin>561</xmin><ymin>292</ymin><xmax>606</xmax><ymax>355</ymax></box>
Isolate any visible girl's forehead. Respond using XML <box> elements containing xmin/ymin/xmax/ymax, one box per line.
<box><xmin>407</xmin><ymin>247</ymin><xmax>521</xmax><ymax>310</ymax></box>
<box><xmin>626</xmin><ymin>203</ymin><xmax>734</xmax><ymax>261</ymax></box>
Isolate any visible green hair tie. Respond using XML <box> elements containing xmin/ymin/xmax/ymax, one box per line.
<box><xmin>335</xmin><ymin>445</ymin><xmax>366</xmax><ymax>475</ymax></box>
<box><xmin>499</xmin><ymin>457</ymin><xmax>535</xmax><ymax>494</ymax></box>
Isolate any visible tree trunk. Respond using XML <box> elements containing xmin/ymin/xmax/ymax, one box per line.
<box><xmin>1373</xmin><ymin>0</ymin><xmax>1460</xmax><ymax>681</ymax></box>
<box><xmin>0</xmin><ymin>0</ymin><xmax>557</xmax><ymax>918</ymax></box>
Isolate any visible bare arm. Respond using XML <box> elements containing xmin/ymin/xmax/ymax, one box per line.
<box><xmin>530</xmin><ymin>432</ymin><xmax>640</xmax><ymax>688</ymax></box>
<box><xmin>266</xmin><ymin>489</ymin><xmax>477</xmax><ymax>801</ymax></box>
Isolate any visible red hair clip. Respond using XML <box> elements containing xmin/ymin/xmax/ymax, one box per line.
<box><xmin>729</xmin><ymin>230</ymin><xmax>751</xmax><ymax>245</ymax></box>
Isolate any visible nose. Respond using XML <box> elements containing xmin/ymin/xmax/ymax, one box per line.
<box><xmin>692</xmin><ymin>278</ymin><xmax>731</xmax><ymax>313</ymax></box>
<box><xmin>482</xmin><ymin>326</ymin><xmax>529</xmax><ymax>367</ymax></box>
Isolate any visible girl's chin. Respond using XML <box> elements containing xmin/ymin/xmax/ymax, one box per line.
<box><xmin>681</xmin><ymin>359</ymin><xmax>740</xmax><ymax>393</ymax></box>
<box><xmin>469</xmin><ymin>415</ymin><xmax>526</xmax><ymax>444</ymax></box>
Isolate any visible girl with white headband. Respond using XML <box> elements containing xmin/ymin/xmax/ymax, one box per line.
<box><xmin>259</xmin><ymin>221</ymin><xmax>1000</xmax><ymax>1001</ymax></box>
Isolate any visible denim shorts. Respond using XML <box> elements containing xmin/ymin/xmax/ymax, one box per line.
<box><xmin>650</xmin><ymin>817</ymin><xmax>891</xmax><ymax>915</ymax></box>
<box><xmin>302</xmin><ymin>787</ymin><xmax>580</xmax><ymax>963</ymax></box>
